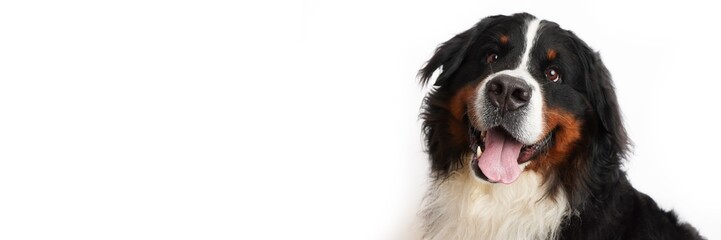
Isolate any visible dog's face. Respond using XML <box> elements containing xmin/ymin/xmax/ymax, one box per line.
<box><xmin>420</xmin><ymin>13</ymin><xmax>627</xmax><ymax>184</ymax></box>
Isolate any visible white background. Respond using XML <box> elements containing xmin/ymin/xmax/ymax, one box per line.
<box><xmin>1</xmin><ymin>0</ymin><xmax>719</xmax><ymax>239</ymax></box>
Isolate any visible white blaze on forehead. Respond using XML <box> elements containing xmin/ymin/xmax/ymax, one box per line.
<box><xmin>474</xmin><ymin>18</ymin><xmax>545</xmax><ymax>145</ymax></box>
<box><xmin>519</xmin><ymin>19</ymin><xmax>542</xmax><ymax>72</ymax></box>
<box><xmin>515</xmin><ymin>18</ymin><xmax>544</xmax><ymax>144</ymax></box>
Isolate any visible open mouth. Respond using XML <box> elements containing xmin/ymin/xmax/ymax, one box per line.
<box><xmin>468</xmin><ymin>125</ymin><xmax>553</xmax><ymax>184</ymax></box>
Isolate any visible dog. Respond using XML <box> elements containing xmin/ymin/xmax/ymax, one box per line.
<box><xmin>417</xmin><ymin>13</ymin><xmax>704</xmax><ymax>240</ymax></box>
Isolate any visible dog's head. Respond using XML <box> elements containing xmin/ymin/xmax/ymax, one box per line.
<box><xmin>419</xmin><ymin>13</ymin><xmax>629</xmax><ymax>188</ymax></box>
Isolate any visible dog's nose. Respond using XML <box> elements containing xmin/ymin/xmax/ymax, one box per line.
<box><xmin>486</xmin><ymin>75</ymin><xmax>532</xmax><ymax>115</ymax></box>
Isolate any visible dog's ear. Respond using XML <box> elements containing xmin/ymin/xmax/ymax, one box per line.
<box><xmin>561</xmin><ymin>36</ymin><xmax>631</xmax><ymax>210</ymax></box>
<box><xmin>580</xmin><ymin>46</ymin><xmax>630</xmax><ymax>158</ymax></box>
<box><xmin>419</xmin><ymin>17</ymin><xmax>498</xmax><ymax>86</ymax></box>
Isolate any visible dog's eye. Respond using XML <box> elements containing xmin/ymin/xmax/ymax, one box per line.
<box><xmin>486</xmin><ymin>53</ymin><xmax>499</xmax><ymax>64</ymax></box>
<box><xmin>545</xmin><ymin>67</ymin><xmax>561</xmax><ymax>82</ymax></box>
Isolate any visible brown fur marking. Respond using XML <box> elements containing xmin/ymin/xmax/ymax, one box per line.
<box><xmin>500</xmin><ymin>35</ymin><xmax>509</xmax><ymax>45</ymax></box>
<box><xmin>446</xmin><ymin>84</ymin><xmax>479</xmax><ymax>146</ymax></box>
<box><xmin>526</xmin><ymin>107</ymin><xmax>582</xmax><ymax>173</ymax></box>
<box><xmin>546</xmin><ymin>49</ymin><xmax>557</xmax><ymax>61</ymax></box>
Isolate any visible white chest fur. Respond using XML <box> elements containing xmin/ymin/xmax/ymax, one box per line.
<box><xmin>421</xmin><ymin>167</ymin><xmax>569</xmax><ymax>240</ymax></box>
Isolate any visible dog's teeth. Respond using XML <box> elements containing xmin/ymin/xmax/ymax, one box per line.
<box><xmin>476</xmin><ymin>146</ymin><xmax>482</xmax><ymax>156</ymax></box>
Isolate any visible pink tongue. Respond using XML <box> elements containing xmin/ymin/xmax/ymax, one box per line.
<box><xmin>477</xmin><ymin>128</ymin><xmax>523</xmax><ymax>184</ymax></box>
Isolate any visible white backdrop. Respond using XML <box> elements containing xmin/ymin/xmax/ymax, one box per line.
<box><xmin>1</xmin><ymin>0</ymin><xmax>719</xmax><ymax>239</ymax></box>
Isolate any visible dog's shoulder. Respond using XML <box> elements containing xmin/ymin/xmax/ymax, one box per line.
<box><xmin>560</xmin><ymin>178</ymin><xmax>704</xmax><ymax>240</ymax></box>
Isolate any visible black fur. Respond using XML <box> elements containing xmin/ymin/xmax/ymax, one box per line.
<box><xmin>418</xmin><ymin>13</ymin><xmax>704</xmax><ymax>239</ymax></box>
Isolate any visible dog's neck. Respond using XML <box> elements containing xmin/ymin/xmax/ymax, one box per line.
<box><xmin>421</xmin><ymin>165</ymin><xmax>569</xmax><ymax>240</ymax></box>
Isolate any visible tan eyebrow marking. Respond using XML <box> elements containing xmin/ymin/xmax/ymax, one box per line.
<box><xmin>547</xmin><ymin>49</ymin><xmax>557</xmax><ymax>61</ymax></box>
<box><xmin>499</xmin><ymin>35</ymin><xmax>509</xmax><ymax>45</ymax></box>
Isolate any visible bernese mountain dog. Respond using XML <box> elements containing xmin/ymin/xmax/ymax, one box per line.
<box><xmin>417</xmin><ymin>13</ymin><xmax>704</xmax><ymax>240</ymax></box>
